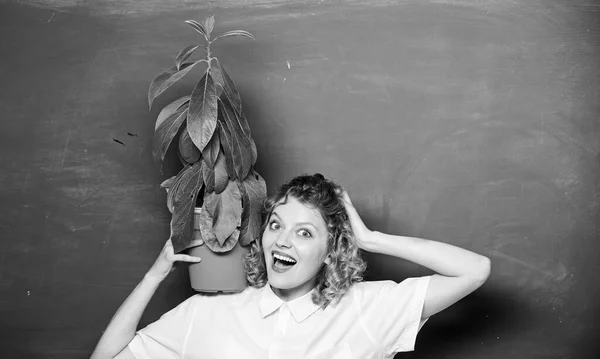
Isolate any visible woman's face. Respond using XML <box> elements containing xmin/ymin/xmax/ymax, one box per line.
<box><xmin>262</xmin><ymin>196</ymin><xmax>330</xmax><ymax>301</ymax></box>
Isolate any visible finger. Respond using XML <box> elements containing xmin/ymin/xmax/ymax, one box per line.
<box><xmin>341</xmin><ymin>194</ymin><xmax>362</xmax><ymax>219</ymax></box>
<box><xmin>341</xmin><ymin>191</ymin><xmax>354</xmax><ymax>206</ymax></box>
<box><xmin>173</xmin><ymin>254</ymin><xmax>202</xmax><ymax>263</ymax></box>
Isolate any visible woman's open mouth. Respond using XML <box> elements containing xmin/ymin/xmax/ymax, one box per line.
<box><xmin>272</xmin><ymin>252</ymin><xmax>297</xmax><ymax>273</ymax></box>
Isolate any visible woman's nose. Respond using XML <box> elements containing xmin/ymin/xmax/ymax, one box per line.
<box><xmin>275</xmin><ymin>231</ymin><xmax>292</xmax><ymax>248</ymax></box>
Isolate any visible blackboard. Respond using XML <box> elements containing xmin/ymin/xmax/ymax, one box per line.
<box><xmin>0</xmin><ymin>1</ymin><xmax>599</xmax><ymax>358</ymax></box>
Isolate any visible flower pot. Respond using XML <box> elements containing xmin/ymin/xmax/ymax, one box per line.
<box><xmin>187</xmin><ymin>207</ymin><xmax>248</xmax><ymax>293</ymax></box>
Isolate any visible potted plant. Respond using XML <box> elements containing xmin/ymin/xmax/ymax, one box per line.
<box><xmin>148</xmin><ymin>15</ymin><xmax>267</xmax><ymax>292</ymax></box>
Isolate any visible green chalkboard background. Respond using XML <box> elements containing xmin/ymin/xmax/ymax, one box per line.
<box><xmin>0</xmin><ymin>1</ymin><xmax>598</xmax><ymax>358</ymax></box>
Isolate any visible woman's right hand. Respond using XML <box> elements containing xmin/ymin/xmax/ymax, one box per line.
<box><xmin>145</xmin><ymin>238</ymin><xmax>201</xmax><ymax>282</ymax></box>
<box><xmin>338</xmin><ymin>190</ymin><xmax>374</xmax><ymax>251</ymax></box>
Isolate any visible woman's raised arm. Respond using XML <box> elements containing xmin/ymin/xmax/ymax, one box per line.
<box><xmin>340</xmin><ymin>191</ymin><xmax>491</xmax><ymax>319</ymax></box>
<box><xmin>90</xmin><ymin>239</ymin><xmax>201</xmax><ymax>359</ymax></box>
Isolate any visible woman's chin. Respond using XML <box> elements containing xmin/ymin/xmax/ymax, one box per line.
<box><xmin>267</xmin><ymin>271</ymin><xmax>294</xmax><ymax>289</ymax></box>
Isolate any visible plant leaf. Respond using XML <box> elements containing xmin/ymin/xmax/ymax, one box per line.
<box><xmin>196</xmin><ymin>209</ymin><xmax>216</xmax><ymax>248</ymax></box>
<box><xmin>202</xmin><ymin>159</ymin><xmax>215</xmax><ymax>193</ymax></box>
<box><xmin>169</xmin><ymin>162</ymin><xmax>204</xmax><ymax>253</ymax></box>
<box><xmin>152</xmin><ymin>107</ymin><xmax>187</xmax><ymax>173</ymax></box>
<box><xmin>201</xmin><ymin>148</ymin><xmax>227</xmax><ymax>194</ymax></box>
<box><xmin>201</xmin><ymin>129</ymin><xmax>220</xmax><ymax>169</ymax></box>
<box><xmin>178</xmin><ymin>122</ymin><xmax>201</xmax><ymax>164</ymax></box>
<box><xmin>204</xmin><ymin>15</ymin><xmax>215</xmax><ymax>36</ymax></box>
<box><xmin>214</xmin><ymin>30</ymin><xmax>255</xmax><ymax>42</ymax></box>
<box><xmin>234</xmin><ymin>107</ymin><xmax>252</xmax><ymax>138</ymax></box>
<box><xmin>216</xmin><ymin>62</ymin><xmax>243</xmax><ymax>115</ymax></box>
<box><xmin>161</xmin><ymin>175</ymin><xmax>177</xmax><ymax>213</ymax></box>
<box><xmin>216</xmin><ymin>63</ymin><xmax>254</xmax><ymax>158</ymax></box>
<box><xmin>188</xmin><ymin>70</ymin><xmax>218</xmax><ymax>153</ymax></box>
<box><xmin>217</xmin><ymin>96</ymin><xmax>253</xmax><ymax>180</ymax></box>
<box><xmin>213</xmin><ymin>150</ymin><xmax>228</xmax><ymax>194</ymax></box>
<box><xmin>233</xmin><ymin>109</ymin><xmax>256</xmax><ymax>164</ymax></box>
<box><xmin>166</xmin><ymin>166</ymin><xmax>187</xmax><ymax>214</ymax></box>
<box><xmin>226</xmin><ymin>106</ymin><xmax>256</xmax><ymax>165</ymax></box>
<box><xmin>185</xmin><ymin>20</ymin><xmax>208</xmax><ymax>40</ymax></box>
<box><xmin>160</xmin><ymin>175</ymin><xmax>177</xmax><ymax>189</ymax></box>
<box><xmin>250</xmin><ymin>138</ymin><xmax>257</xmax><ymax>166</ymax></box>
<box><xmin>148</xmin><ymin>61</ymin><xmax>202</xmax><ymax>109</ymax></box>
<box><xmin>155</xmin><ymin>96</ymin><xmax>190</xmax><ymax>130</ymax></box>
<box><xmin>211</xmin><ymin>65</ymin><xmax>224</xmax><ymax>97</ymax></box>
<box><xmin>204</xmin><ymin>180</ymin><xmax>242</xmax><ymax>246</ymax></box>
<box><xmin>200</xmin><ymin>208</ymin><xmax>239</xmax><ymax>253</ymax></box>
<box><xmin>175</xmin><ymin>45</ymin><xmax>201</xmax><ymax>71</ymax></box>
<box><xmin>239</xmin><ymin>170</ymin><xmax>267</xmax><ymax>246</ymax></box>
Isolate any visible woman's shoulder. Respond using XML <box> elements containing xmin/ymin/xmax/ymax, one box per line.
<box><xmin>347</xmin><ymin>277</ymin><xmax>430</xmax><ymax>303</ymax></box>
<box><xmin>349</xmin><ymin>279</ymin><xmax>396</xmax><ymax>295</ymax></box>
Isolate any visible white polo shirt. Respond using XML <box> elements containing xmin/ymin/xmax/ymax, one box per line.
<box><xmin>129</xmin><ymin>276</ymin><xmax>430</xmax><ymax>359</ymax></box>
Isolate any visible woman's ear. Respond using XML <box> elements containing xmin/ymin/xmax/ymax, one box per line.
<box><xmin>324</xmin><ymin>255</ymin><xmax>331</xmax><ymax>265</ymax></box>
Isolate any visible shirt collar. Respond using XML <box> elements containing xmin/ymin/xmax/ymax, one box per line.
<box><xmin>258</xmin><ymin>285</ymin><xmax>321</xmax><ymax>323</ymax></box>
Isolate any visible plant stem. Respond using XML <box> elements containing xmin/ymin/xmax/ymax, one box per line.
<box><xmin>206</xmin><ymin>43</ymin><xmax>212</xmax><ymax>69</ymax></box>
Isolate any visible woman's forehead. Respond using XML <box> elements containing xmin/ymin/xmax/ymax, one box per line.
<box><xmin>272</xmin><ymin>197</ymin><xmax>326</xmax><ymax>227</ymax></box>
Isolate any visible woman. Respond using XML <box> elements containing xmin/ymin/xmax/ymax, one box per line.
<box><xmin>91</xmin><ymin>174</ymin><xmax>491</xmax><ymax>359</ymax></box>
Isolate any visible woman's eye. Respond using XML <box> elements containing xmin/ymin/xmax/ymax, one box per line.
<box><xmin>269</xmin><ymin>220</ymin><xmax>280</xmax><ymax>230</ymax></box>
<box><xmin>298</xmin><ymin>229</ymin><xmax>312</xmax><ymax>238</ymax></box>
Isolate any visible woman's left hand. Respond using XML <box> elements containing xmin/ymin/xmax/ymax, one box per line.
<box><xmin>339</xmin><ymin>190</ymin><xmax>373</xmax><ymax>250</ymax></box>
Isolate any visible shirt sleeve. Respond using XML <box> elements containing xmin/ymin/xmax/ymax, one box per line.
<box><xmin>356</xmin><ymin>276</ymin><xmax>431</xmax><ymax>356</ymax></box>
<box><xmin>128</xmin><ymin>294</ymin><xmax>199</xmax><ymax>359</ymax></box>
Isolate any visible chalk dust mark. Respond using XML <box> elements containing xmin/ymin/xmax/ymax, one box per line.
<box><xmin>55</xmin><ymin>49</ymin><xmax>103</xmax><ymax>113</ymax></box>
<box><xmin>113</xmin><ymin>48</ymin><xmax>129</xmax><ymax>74</ymax></box>
<box><xmin>489</xmin><ymin>249</ymin><xmax>566</xmax><ymax>281</ymax></box>
<box><xmin>111</xmin><ymin>47</ymin><xmax>142</xmax><ymax>99</ymax></box>
<box><xmin>546</xmin><ymin>125</ymin><xmax>598</xmax><ymax>157</ymax></box>
<box><xmin>63</xmin><ymin>221</ymin><xmax>96</xmax><ymax>232</ymax></box>
<box><xmin>60</xmin><ymin>129</ymin><xmax>73</xmax><ymax>170</ymax></box>
<box><xmin>47</xmin><ymin>12</ymin><xmax>55</xmax><ymax>23</ymax></box>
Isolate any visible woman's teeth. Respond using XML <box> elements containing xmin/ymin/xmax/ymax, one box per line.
<box><xmin>273</xmin><ymin>253</ymin><xmax>297</xmax><ymax>265</ymax></box>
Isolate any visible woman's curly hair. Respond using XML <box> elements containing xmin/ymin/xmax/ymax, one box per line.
<box><xmin>244</xmin><ymin>173</ymin><xmax>367</xmax><ymax>308</ymax></box>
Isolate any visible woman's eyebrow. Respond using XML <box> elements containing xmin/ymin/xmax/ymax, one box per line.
<box><xmin>271</xmin><ymin>212</ymin><xmax>318</xmax><ymax>230</ymax></box>
<box><xmin>296</xmin><ymin>222</ymin><xmax>317</xmax><ymax>230</ymax></box>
